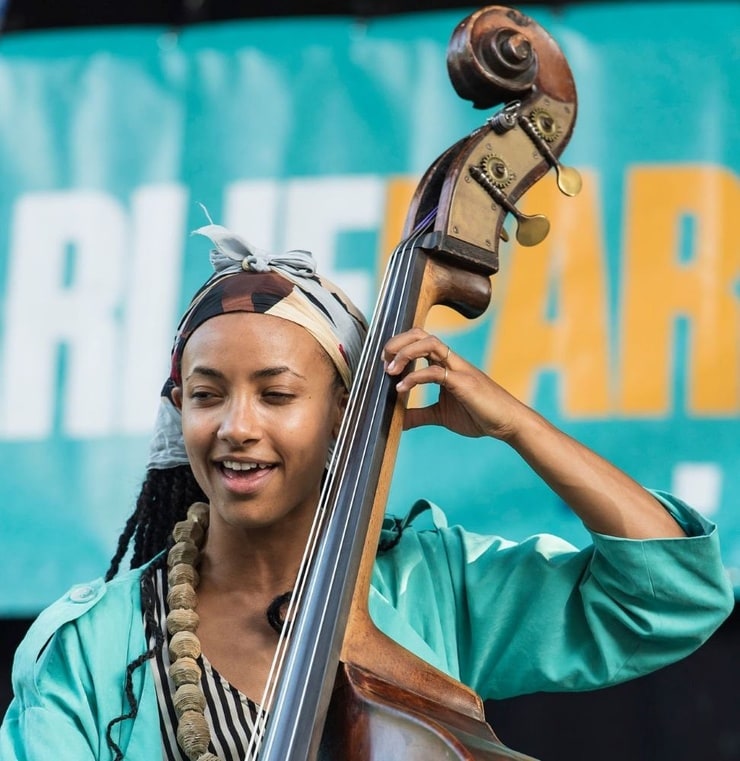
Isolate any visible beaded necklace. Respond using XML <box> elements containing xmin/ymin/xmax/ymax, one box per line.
<box><xmin>164</xmin><ymin>501</ymin><xmax>220</xmax><ymax>761</ymax></box>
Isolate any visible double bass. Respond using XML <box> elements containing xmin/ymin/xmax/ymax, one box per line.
<box><xmin>248</xmin><ymin>6</ymin><xmax>582</xmax><ymax>759</ymax></box>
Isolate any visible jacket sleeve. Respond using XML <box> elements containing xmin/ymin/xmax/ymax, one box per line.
<box><xmin>372</xmin><ymin>491</ymin><xmax>734</xmax><ymax>700</ymax></box>
<box><xmin>0</xmin><ymin>572</ymin><xmax>158</xmax><ymax>760</ymax></box>
<box><xmin>0</xmin><ymin>581</ymin><xmax>107</xmax><ymax>761</ymax></box>
<box><xmin>447</xmin><ymin>491</ymin><xmax>734</xmax><ymax>698</ymax></box>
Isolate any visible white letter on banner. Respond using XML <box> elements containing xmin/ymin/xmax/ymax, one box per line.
<box><xmin>224</xmin><ymin>176</ymin><xmax>380</xmax><ymax>315</ymax></box>
<box><xmin>0</xmin><ymin>191</ymin><xmax>125</xmax><ymax>439</ymax></box>
<box><xmin>118</xmin><ymin>184</ymin><xmax>187</xmax><ymax>433</ymax></box>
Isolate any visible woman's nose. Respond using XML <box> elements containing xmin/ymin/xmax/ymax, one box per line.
<box><xmin>217</xmin><ymin>397</ymin><xmax>260</xmax><ymax>445</ymax></box>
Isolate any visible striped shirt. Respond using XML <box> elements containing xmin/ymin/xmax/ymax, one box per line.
<box><xmin>147</xmin><ymin>565</ymin><xmax>265</xmax><ymax>760</ymax></box>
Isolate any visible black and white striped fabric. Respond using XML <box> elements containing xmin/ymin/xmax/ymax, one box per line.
<box><xmin>148</xmin><ymin>566</ymin><xmax>265</xmax><ymax>760</ymax></box>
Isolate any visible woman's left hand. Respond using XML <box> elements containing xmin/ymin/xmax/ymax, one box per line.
<box><xmin>382</xmin><ymin>328</ymin><xmax>528</xmax><ymax>440</ymax></box>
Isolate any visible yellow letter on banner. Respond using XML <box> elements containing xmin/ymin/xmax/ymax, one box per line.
<box><xmin>619</xmin><ymin>166</ymin><xmax>740</xmax><ymax>415</ymax></box>
<box><xmin>487</xmin><ymin>172</ymin><xmax>611</xmax><ymax>416</ymax></box>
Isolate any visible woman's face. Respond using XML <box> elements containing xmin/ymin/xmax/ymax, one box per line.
<box><xmin>173</xmin><ymin>311</ymin><xmax>346</xmax><ymax>537</ymax></box>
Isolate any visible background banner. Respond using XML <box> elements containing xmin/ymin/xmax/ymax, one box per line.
<box><xmin>0</xmin><ymin>3</ymin><xmax>738</xmax><ymax>613</ymax></box>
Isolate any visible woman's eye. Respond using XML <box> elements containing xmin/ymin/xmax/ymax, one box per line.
<box><xmin>264</xmin><ymin>391</ymin><xmax>294</xmax><ymax>403</ymax></box>
<box><xmin>190</xmin><ymin>389</ymin><xmax>217</xmax><ymax>402</ymax></box>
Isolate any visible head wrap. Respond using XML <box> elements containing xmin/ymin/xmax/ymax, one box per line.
<box><xmin>146</xmin><ymin>219</ymin><xmax>368</xmax><ymax>470</ymax></box>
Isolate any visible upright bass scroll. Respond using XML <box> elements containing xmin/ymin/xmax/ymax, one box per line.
<box><xmin>408</xmin><ymin>5</ymin><xmax>582</xmax><ymax>267</ymax></box>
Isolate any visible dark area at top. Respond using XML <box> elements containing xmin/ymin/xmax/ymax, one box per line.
<box><xmin>2</xmin><ymin>0</ymin><xmax>648</xmax><ymax>33</ymax></box>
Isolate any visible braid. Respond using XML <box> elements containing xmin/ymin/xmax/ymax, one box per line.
<box><xmin>105</xmin><ymin>465</ymin><xmax>207</xmax><ymax>581</ymax></box>
<box><xmin>105</xmin><ymin>556</ymin><xmax>166</xmax><ymax>759</ymax></box>
<box><xmin>105</xmin><ymin>505</ymin><xmax>143</xmax><ymax>582</ymax></box>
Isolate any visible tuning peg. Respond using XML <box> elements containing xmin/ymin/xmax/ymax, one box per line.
<box><xmin>513</xmin><ymin>211</ymin><xmax>550</xmax><ymax>246</ymax></box>
<box><xmin>469</xmin><ymin>164</ymin><xmax>550</xmax><ymax>247</ymax></box>
<box><xmin>518</xmin><ymin>111</ymin><xmax>582</xmax><ymax>197</ymax></box>
<box><xmin>554</xmin><ymin>164</ymin><xmax>582</xmax><ymax>197</ymax></box>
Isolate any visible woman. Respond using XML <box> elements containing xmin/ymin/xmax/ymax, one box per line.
<box><xmin>0</xmin><ymin>222</ymin><xmax>733</xmax><ymax>761</ymax></box>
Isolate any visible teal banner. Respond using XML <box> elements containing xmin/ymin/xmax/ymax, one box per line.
<box><xmin>0</xmin><ymin>4</ymin><xmax>738</xmax><ymax>613</ymax></box>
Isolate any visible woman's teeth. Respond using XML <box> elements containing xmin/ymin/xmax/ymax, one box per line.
<box><xmin>222</xmin><ymin>461</ymin><xmax>270</xmax><ymax>472</ymax></box>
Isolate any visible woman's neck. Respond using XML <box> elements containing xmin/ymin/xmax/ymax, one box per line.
<box><xmin>197</xmin><ymin>515</ymin><xmax>310</xmax><ymax>598</ymax></box>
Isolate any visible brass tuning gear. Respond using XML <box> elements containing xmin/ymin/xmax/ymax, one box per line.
<box><xmin>480</xmin><ymin>153</ymin><xmax>515</xmax><ymax>188</ymax></box>
<box><xmin>519</xmin><ymin>109</ymin><xmax>582</xmax><ymax>197</ymax></box>
<box><xmin>529</xmin><ymin>106</ymin><xmax>561</xmax><ymax>143</ymax></box>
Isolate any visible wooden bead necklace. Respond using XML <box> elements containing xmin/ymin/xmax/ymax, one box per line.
<box><xmin>165</xmin><ymin>501</ymin><xmax>220</xmax><ymax>761</ymax></box>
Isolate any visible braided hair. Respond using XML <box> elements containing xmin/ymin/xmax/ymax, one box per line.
<box><xmin>103</xmin><ymin>465</ymin><xmax>206</xmax><ymax>759</ymax></box>
<box><xmin>105</xmin><ymin>465</ymin><xmax>207</xmax><ymax>581</ymax></box>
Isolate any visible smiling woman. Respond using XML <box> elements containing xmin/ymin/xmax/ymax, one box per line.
<box><xmin>0</xmin><ymin>219</ymin><xmax>733</xmax><ymax>761</ymax></box>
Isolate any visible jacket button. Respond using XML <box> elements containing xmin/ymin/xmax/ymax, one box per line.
<box><xmin>69</xmin><ymin>584</ymin><xmax>96</xmax><ymax>603</ymax></box>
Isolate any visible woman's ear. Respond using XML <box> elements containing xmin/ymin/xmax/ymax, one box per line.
<box><xmin>171</xmin><ymin>386</ymin><xmax>183</xmax><ymax>411</ymax></box>
<box><xmin>332</xmin><ymin>387</ymin><xmax>349</xmax><ymax>439</ymax></box>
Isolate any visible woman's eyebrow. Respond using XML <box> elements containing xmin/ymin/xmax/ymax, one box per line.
<box><xmin>185</xmin><ymin>366</ymin><xmax>224</xmax><ymax>381</ymax></box>
<box><xmin>185</xmin><ymin>365</ymin><xmax>307</xmax><ymax>381</ymax></box>
<box><xmin>254</xmin><ymin>365</ymin><xmax>307</xmax><ymax>381</ymax></box>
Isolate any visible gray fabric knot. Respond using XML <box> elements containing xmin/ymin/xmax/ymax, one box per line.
<box><xmin>193</xmin><ymin>223</ymin><xmax>316</xmax><ymax>279</ymax></box>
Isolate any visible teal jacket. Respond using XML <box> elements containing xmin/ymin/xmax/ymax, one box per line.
<box><xmin>1</xmin><ymin>493</ymin><xmax>734</xmax><ymax>760</ymax></box>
